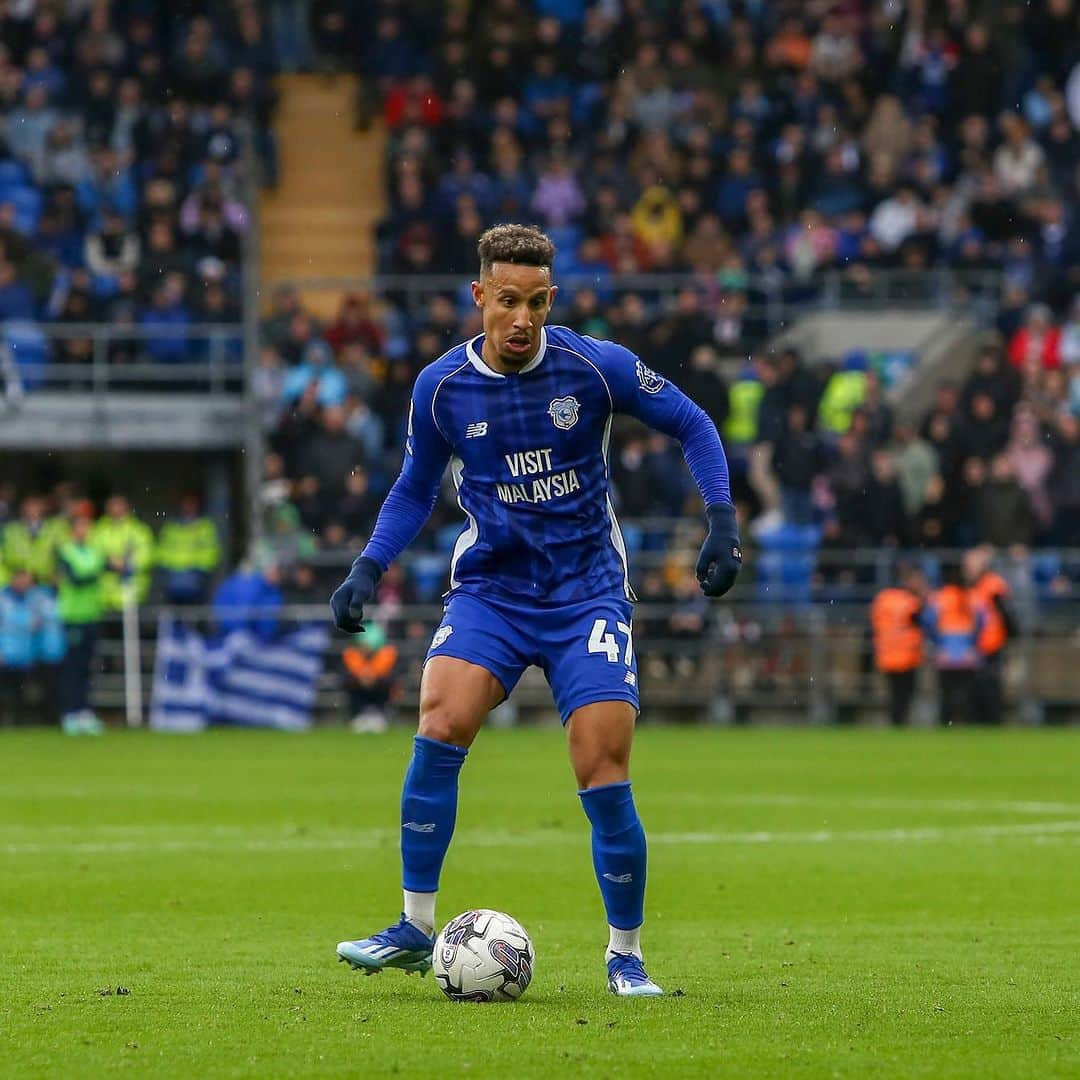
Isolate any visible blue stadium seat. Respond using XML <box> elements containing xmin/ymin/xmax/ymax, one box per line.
<box><xmin>755</xmin><ymin>524</ymin><xmax>821</xmax><ymax>606</ymax></box>
<box><xmin>4</xmin><ymin>321</ymin><xmax>50</xmax><ymax>390</ymax></box>
<box><xmin>876</xmin><ymin>351</ymin><xmax>917</xmax><ymax>390</ymax></box>
<box><xmin>410</xmin><ymin>555</ymin><xmax>449</xmax><ymax>602</ymax></box>
<box><xmin>545</xmin><ymin>225</ymin><xmax>583</xmax><ymax>265</ymax></box>
<box><xmin>4</xmin><ymin>186</ymin><xmax>43</xmax><ymax>235</ymax></box>
<box><xmin>1031</xmin><ymin>552</ymin><xmax>1062</xmax><ymax>602</ymax></box>
<box><xmin>454</xmin><ymin>280</ymin><xmax>475</xmax><ymax>314</ymax></box>
<box><xmin>917</xmin><ymin>554</ymin><xmax>942</xmax><ymax>588</ymax></box>
<box><xmin>435</xmin><ymin>523</ymin><xmax>461</xmax><ymax>555</ymax></box>
<box><xmin>0</xmin><ymin>160</ymin><xmax>30</xmax><ymax>187</ymax></box>
<box><xmin>619</xmin><ymin>522</ymin><xmax>643</xmax><ymax>554</ymax></box>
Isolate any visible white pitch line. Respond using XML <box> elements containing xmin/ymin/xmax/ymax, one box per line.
<box><xmin>0</xmin><ymin>785</ymin><xmax>206</xmax><ymax>800</ymax></box>
<box><xmin>2</xmin><ymin>821</ymin><xmax>1080</xmax><ymax>857</ymax></box>
<box><xmin>655</xmin><ymin>794</ymin><xmax>1080</xmax><ymax>815</ymax></box>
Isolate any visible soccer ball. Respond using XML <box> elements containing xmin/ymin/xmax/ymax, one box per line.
<box><xmin>433</xmin><ymin>909</ymin><xmax>534</xmax><ymax>1002</ymax></box>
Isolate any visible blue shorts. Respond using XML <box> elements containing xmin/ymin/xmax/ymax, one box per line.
<box><xmin>425</xmin><ymin>591</ymin><xmax>639</xmax><ymax>724</ymax></box>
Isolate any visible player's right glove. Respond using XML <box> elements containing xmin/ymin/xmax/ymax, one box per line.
<box><xmin>329</xmin><ymin>555</ymin><xmax>382</xmax><ymax>633</ymax></box>
<box><xmin>696</xmin><ymin>503</ymin><xmax>742</xmax><ymax>598</ymax></box>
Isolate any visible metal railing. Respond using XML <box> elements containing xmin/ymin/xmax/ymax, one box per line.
<box><xmin>0</xmin><ymin>265</ymin><xmax>1003</xmax><ymax>405</ymax></box>
<box><xmin>81</xmin><ymin>580</ymin><xmax>1080</xmax><ymax>726</ymax></box>
<box><xmin>1</xmin><ymin>323</ymin><xmax>245</xmax><ymax>396</ymax></box>
<box><xmin>261</xmin><ymin>539</ymin><xmax>1080</xmax><ymax>614</ymax></box>
<box><xmin>279</xmin><ymin>266</ymin><xmax>1005</xmax><ymax>331</ymax></box>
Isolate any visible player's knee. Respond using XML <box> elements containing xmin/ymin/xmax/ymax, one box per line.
<box><xmin>417</xmin><ymin>698</ymin><xmax>476</xmax><ymax>748</ymax></box>
<box><xmin>573</xmin><ymin>750</ymin><xmax>630</xmax><ymax>790</ymax></box>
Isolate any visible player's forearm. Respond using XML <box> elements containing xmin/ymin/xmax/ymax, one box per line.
<box><xmin>674</xmin><ymin>400</ymin><xmax>734</xmax><ymax>510</ymax></box>
<box><xmin>360</xmin><ymin>473</ymin><xmax>441</xmax><ymax>572</ymax></box>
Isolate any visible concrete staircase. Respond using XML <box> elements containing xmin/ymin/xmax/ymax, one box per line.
<box><xmin>770</xmin><ymin>309</ymin><xmax>983</xmax><ymax>421</ymax></box>
<box><xmin>259</xmin><ymin>74</ymin><xmax>385</xmax><ymax>319</ymax></box>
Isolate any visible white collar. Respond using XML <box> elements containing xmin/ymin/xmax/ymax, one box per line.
<box><xmin>465</xmin><ymin>326</ymin><xmax>548</xmax><ymax>378</ymax></box>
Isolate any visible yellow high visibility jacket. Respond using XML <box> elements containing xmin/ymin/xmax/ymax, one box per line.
<box><xmin>156</xmin><ymin>516</ymin><xmax>220</xmax><ymax>574</ymax></box>
<box><xmin>92</xmin><ymin>514</ymin><xmax>155</xmax><ymax>609</ymax></box>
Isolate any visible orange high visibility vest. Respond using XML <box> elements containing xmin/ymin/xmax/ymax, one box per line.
<box><xmin>970</xmin><ymin>571</ymin><xmax>1009</xmax><ymax>656</ymax></box>
<box><xmin>930</xmin><ymin>585</ymin><xmax>977</xmax><ymax>634</ymax></box>
<box><xmin>343</xmin><ymin>644</ymin><xmax>398</xmax><ymax>681</ymax></box>
<box><xmin>870</xmin><ymin>588</ymin><xmax>923</xmax><ymax>673</ymax></box>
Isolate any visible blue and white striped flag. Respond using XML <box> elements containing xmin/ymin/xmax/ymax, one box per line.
<box><xmin>150</xmin><ymin>615</ymin><xmax>329</xmax><ymax>731</ymax></box>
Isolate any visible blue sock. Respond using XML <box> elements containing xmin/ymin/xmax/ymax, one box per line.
<box><xmin>400</xmin><ymin>735</ymin><xmax>468</xmax><ymax>894</ymax></box>
<box><xmin>578</xmin><ymin>781</ymin><xmax>647</xmax><ymax>931</ymax></box>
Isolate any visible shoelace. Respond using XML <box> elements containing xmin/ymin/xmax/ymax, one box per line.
<box><xmin>610</xmin><ymin>954</ymin><xmax>649</xmax><ymax>984</ymax></box>
<box><xmin>368</xmin><ymin>917</ymin><xmax>412</xmax><ymax>947</ymax></box>
<box><xmin>369</xmin><ymin>916</ymin><xmax>431</xmax><ymax>948</ymax></box>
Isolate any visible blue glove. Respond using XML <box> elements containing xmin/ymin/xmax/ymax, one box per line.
<box><xmin>329</xmin><ymin>556</ymin><xmax>382</xmax><ymax>633</ymax></box>
<box><xmin>696</xmin><ymin>504</ymin><xmax>742</xmax><ymax>598</ymax></box>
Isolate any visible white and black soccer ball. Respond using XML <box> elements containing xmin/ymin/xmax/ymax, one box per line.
<box><xmin>433</xmin><ymin>909</ymin><xmax>534</xmax><ymax>1002</ymax></box>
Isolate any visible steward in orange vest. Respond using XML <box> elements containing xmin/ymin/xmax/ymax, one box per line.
<box><xmin>964</xmin><ymin>545</ymin><xmax>1017</xmax><ymax>724</ymax></box>
<box><xmin>870</xmin><ymin>565</ymin><xmax>926</xmax><ymax>725</ymax></box>
<box><xmin>925</xmin><ymin>564</ymin><xmax>986</xmax><ymax>725</ymax></box>
<box><xmin>342</xmin><ymin>623</ymin><xmax>399</xmax><ymax>732</ymax></box>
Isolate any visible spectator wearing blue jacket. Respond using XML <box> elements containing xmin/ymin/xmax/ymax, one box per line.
<box><xmin>0</xmin><ymin>569</ymin><xmax>64</xmax><ymax>724</ymax></box>
<box><xmin>0</xmin><ymin>260</ymin><xmax>35</xmax><ymax>321</ymax></box>
<box><xmin>280</xmin><ymin>339</ymin><xmax>347</xmax><ymax>407</ymax></box>
<box><xmin>140</xmin><ymin>276</ymin><xmax>192</xmax><ymax>364</ymax></box>
<box><xmin>212</xmin><ymin>561</ymin><xmax>282</xmax><ymax>643</ymax></box>
<box><xmin>5</xmin><ymin>86</ymin><xmax>59</xmax><ymax>166</ymax></box>
<box><xmin>76</xmin><ymin>148</ymin><xmax>139</xmax><ymax>221</ymax></box>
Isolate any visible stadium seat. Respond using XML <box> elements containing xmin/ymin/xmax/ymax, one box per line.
<box><xmin>619</xmin><ymin>522</ymin><xmax>644</xmax><ymax>554</ymax></box>
<box><xmin>435</xmin><ymin>524</ymin><xmax>461</xmax><ymax>556</ymax></box>
<box><xmin>0</xmin><ymin>160</ymin><xmax>30</xmax><ymax>187</ymax></box>
<box><xmin>1031</xmin><ymin>552</ymin><xmax>1062</xmax><ymax>603</ymax></box>
<box><xmin>755</xmin><ymin>524</ymin><xmax>821</xmax><ymax>606</ymax></box>
<box><xmin>411</xmin><ymin>555</ymin><xmax>450</xmax><ymax>602</ymax></box>
<box><xmin>4</xmin><ymin>186</ymin><xmax>43</xmax><ymax>235</ymax></box>
<box><xmin>4</xmin><ymin>322</ymin><xmax>50</xmax><ymax>391</ymax></box>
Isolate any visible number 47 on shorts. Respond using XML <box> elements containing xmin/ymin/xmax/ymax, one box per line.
<box><xmin>588</xmin><ymin>618</ymin><xmax>634</xmax><ymax>665</ymax></box>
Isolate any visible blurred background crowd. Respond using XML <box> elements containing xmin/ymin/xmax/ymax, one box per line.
<box><xmin>0</xmin><ymin>0</ymin><xmax>278</xmax><ymax>379</ymax></box>
<box><xmin>2</xmin><ymin>0</ymin><xmax>1079</xmax><ymax>725</ymax></box>
<box><xmin>246</xmin><ymin>0</ymin><xmax>1080</xmax><ymax>601</ymax></box>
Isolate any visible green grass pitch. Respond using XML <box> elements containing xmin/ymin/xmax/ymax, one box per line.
<box><xmin>2</xmin><ymin>726</ymin><xmax>1078</xmax><ymax>1078</ymax></box>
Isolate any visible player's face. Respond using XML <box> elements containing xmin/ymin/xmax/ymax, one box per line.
<box><xmin>472</xmin><ymin>263</ymin><xmax>557</xmax><ymax>371</ymax></box>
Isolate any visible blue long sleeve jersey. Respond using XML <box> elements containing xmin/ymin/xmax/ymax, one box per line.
<box><xmin>361</xmin><ymin>325</ymin><xmax>733</xmax><ymax>604</ymax></box>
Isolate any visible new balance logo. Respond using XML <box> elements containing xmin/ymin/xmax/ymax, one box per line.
<box><xmin>403</xmin><ymin>822</ymin><xmax>436</xmax><ymax>833</ymax></box>
<box><xmin>603</xmin><ymin>872</ymin><xmax>633</xmax><ymax>884</ymax></box>
<box><xmin>465</xmin><ymin>422</ymin><xmax>488</xmax><ymax>439</ymax></box>
<box><xmin>624</xmin><ymin>671</ymin><xmax>637</xmax><ymax>687</ymax></box>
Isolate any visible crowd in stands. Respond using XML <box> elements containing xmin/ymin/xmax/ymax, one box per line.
<box><xmin>6</xmin><ymin>1</ymin><xmax>1080</xmax><ymax>691</ymax></box>
<box><xmin>0</xmin><ymin>2</ymin><xmax>277</xmax><ymax>384</ymax></box>
<box><xmin>360</xmin><ymin>0</ymin><xmax>1079</xmax><ymax>330</ymax></box>
<box><xmin>0</xmin><ymin>486</ymin><xmax>220</xmax><ymax>729</ymax></box>
<box><xmin>245</xmin><ymin>0</ymin><xmax>1080</xmax><ymax>609</ymax></box>
<box><xmin>255</xmin><ymin>291</ymin><xmax>1080</xmax><ymax>602</ymax></box>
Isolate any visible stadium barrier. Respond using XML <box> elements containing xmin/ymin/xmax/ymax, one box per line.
<box><xmin>270</xmin><ymin>541</ymin><xmax>1080</xmax><ymax>611</ymax></box>
<box><xmin>82</xmin><ymin>553</ymin><xmax>1080</xmax><ymax>726</ymax></box>
<box><xmin>280</xmin><ymin>267</ymin><xmax>1004</xmax><ymax>316</ymax></box>
<box><xmin>0</xmin><ymin>322</ymin><xmax>245</xmax><ymax>396</ymax></box>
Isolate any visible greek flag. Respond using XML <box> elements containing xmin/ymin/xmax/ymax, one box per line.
<box><xmin>150</xmin><ymin>615</ymin><xmax>329</xmax><ymax>732</ymax></box>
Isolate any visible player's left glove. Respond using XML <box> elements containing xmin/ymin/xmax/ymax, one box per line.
<box><xmin>330</xmin><ymin>555</ymin><xmax>382</xmax><ymax>633</ymax></box>
<box><xmin>696</xmin><ymin>503</ymin><xmax>742</xmax><ymax>598</ymax></box>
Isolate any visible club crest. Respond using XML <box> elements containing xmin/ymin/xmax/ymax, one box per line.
<box><xmin>635</xmin><ymin>358</ymin><xmax>665</xmax><ymax>394</ymax></box>
<box><xmin>548</xmin><ymin>395</ymin><xmax>581</xmax><ymax>430</ymax></box>
<box><xmin>431</xmin><ymin>625</ymin><xmax>453</xmax><ymax>649</ymax></box>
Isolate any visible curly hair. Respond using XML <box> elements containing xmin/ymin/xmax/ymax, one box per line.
<box><xmin>477</xmin><ymin>223</ymin><xmax>556</xmax><ymax>273</ymax></box>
